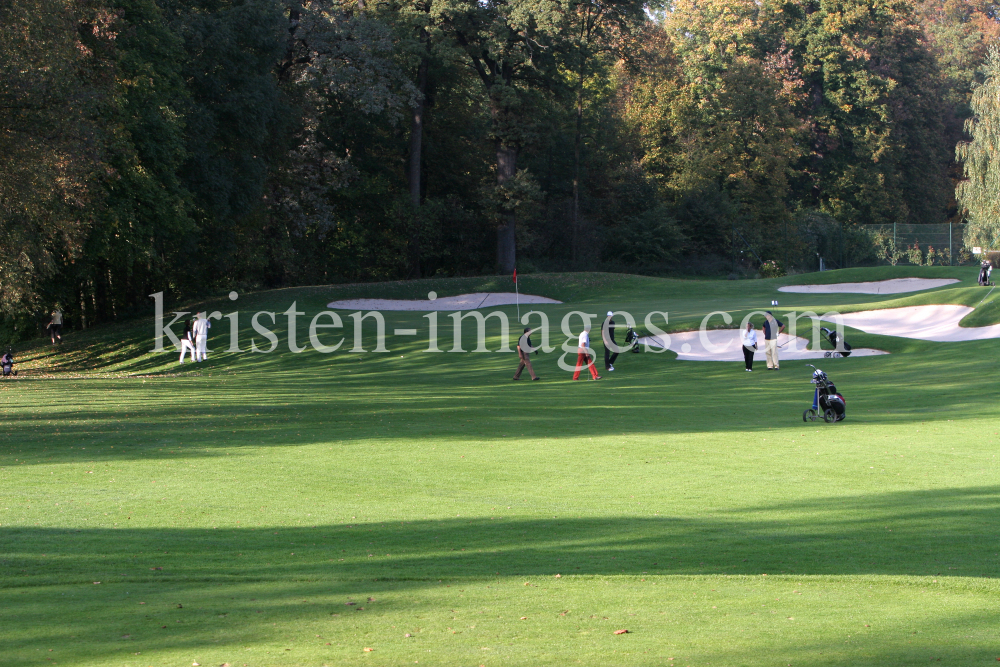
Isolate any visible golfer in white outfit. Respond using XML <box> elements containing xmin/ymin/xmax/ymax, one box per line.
<box><xmin>192</xmin><ymin>314</ymin><xmax>211</xmax><ymax>362</ymax></box>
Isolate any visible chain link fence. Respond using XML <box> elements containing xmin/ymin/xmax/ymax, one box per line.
<box><xmin>860</xmin><ymin>223</ymin><xmax>973</xmax><ymax>266</ymax></box>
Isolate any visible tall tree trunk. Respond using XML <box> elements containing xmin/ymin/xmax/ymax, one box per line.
<box><xmin>407</xmin><ymin>55</ymin><xmax>428</xmax><ymax>278</ymax></box>
<box><xmin>496</xmin><ymin>143</ymin><xmax>517</xmax><ymax>273</ymax></box>
<box><xmin>572</xmin><ymin>69</ymin><xmax>583</xmax><ymax>266</ymax></box>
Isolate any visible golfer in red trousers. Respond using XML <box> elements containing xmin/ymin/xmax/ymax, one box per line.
<box><xmin>572</xmin><ymin>325</ymin><xmax>602</xmax><ymax>380</ymax></box>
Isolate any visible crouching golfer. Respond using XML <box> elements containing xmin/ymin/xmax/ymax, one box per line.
<box><xmin>763</xmin><ymin>311</ymin><xmax>784</xmax><ymax>370</ymax></box>
<box><xmin>192</xmin><ymin>313</ymin><xmax>211</xmax><ymax>362</ymax></box>
<box><xmin>572</xmin><ymin>325</ymin><xmax>602</xmax><ymax>381</ymax></box>
<box><xmin>512</xmin><ymin>327</ymin><xmax>539</xmax><ymax>381</ymax></box>
<box><xmin>179</xmin><ymin>318</ymin><xmax>196</xmax><ymax>364</ymax></box>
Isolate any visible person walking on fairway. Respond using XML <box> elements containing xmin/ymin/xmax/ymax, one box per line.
<box><xmin>179</xmin><ymin>318</ymin><xmax>196</xmax><ymax>364</ymax></box>
<box><xmin>192</xmin><ymin>313</ymin><xmax>211</xmax><ymax>362</ymax></box>
<box><xmin>47</xmin><ymin>307</ymin><xmax>63</xmax><ymax>345</ymax></box>
<box><xmin>512</xmin><ymin>327</ymin><xmax>540</xmax><ymax>381</ymax></box>
<box><xmin>763</xmin><ymin>311</ymin><xmax>784</xmax><ymax>370</ymax></box>
<box><xmin>572</xmin><ymin>325</ymin><xmax>602</xmax><ymax>381</ymax></box>
<box><xmin>741</xmin><ymin>321</ymin><xmax>758</xmax><ymax>371</ymax></box>
<box><xmin>602</xmin><ymin>311</ymin><xmax>618</xmax><ymax>372</ymax></box>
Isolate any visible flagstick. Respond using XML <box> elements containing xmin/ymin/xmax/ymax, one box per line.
<box><xmin>515</xmin><ymin>277</ymin><xmax>520</xmax><ymax>321</ymax></box>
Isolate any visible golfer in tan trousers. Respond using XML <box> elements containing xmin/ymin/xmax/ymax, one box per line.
<box><xmin>513</xmin><ymin>327</ymin><xmax>539</xmax><ymax>381</ymax></box>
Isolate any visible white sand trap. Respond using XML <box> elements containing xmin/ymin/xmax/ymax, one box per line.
<box><xmin>326</xmin><ymin>292</ymin><xmax>561</xmax><ymax>311</ymax></box>
<box><xmin>826</xmin><ymin>305</ymin><xmax>1000</xmax><ymax>342</ymax></box>
<box><xmin>639</xmin><ymin>330</ymin><xmax>888</xmax><ymax>361</ymax></box>
<box><xmin>778</xmin><ymin>278</ymin><xmax>959</xmax><ymax>294</ymax></box>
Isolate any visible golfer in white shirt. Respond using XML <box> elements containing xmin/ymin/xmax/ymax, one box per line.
<box><xmin>192</xmin><ymin>313</ymin><xmax>211</xmax><ymax>362</ymax></box>
<box><xmin>741</xmin><ymin>322</ymin><xmax>758</xmax><ymax>371</ymax></box>
<box><xmin>572</xmin><ymin>326</ymin><xmax>601</xmax><ymax>380</ymax></box>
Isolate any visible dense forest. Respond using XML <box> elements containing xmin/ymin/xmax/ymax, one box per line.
<box><xmin>2</xmin><ymin>0</ymin><xmax>999</xmax><ymax>337</ymax></box>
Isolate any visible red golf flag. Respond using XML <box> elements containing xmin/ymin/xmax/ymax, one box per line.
<box><xmin>512</xmin><ymin>269</ymin><xmax>517</xmax><ymax>283</ymax></box>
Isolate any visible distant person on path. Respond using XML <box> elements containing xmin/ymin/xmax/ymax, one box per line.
<box><xmin>179</xmin><ymin>318</ymin><xmax>196</xmax><ymax>364</ymax></box>
<box><xmin>512</xmin><ymin>327</ymin><xmax>539</xmax><ymax>381</ymax></box>
<box><xmin>763</xmin><ymin>311</ymin><xmax>784</xmax><ymax>370</ymax></box>
<box><xmin>192</xmin><ymin>313</ymin><xmax>211</xmax><ymax>362</ymax></box>
<box><xmin>602</xmin><ymin>311</ymin><xmax>618</xmax><ymax>372</ymax></box>
<box><xmin>572</xmin><ymin>325</ymin><xmax>602</xmax><ymax>381</ymax></box>
<box><xmin>741</xmin><ymin>322</ymin><xmax>758</xmax><ymax>372</ymax></box>
<box><xmin>47</xmin><ymin>308</ymin><xmax>63</xmax><ymax>345</ymax></box>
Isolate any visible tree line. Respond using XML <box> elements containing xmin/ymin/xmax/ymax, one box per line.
<box><xmin>1</xmin><ymin>0</ymin><xmax>998</xmax><ymax>339</ymax></box>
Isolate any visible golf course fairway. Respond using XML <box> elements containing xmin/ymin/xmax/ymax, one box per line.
<box><xmin>1</xmin><ymin>267</ymin><xmax>998</xmax><ymax>666</ymax></box>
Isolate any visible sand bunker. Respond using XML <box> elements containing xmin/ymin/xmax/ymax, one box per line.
<box><xmin>635</xmin><ymin>303</ymin><xmax>997</xmax><ymax>359</ymax></box>
<box><xmin>826</xmin><ymin>305</ymin><xmax>1000</xmax><ymax>342</ymax></box>
<box><xmin>778</xmin><ymin>278</ymin><xmax>959</xmax><ymax>294</ymax></box>
<box><xmin>327</xmin><ymin>292</ymin><xmax>561</xmax><ymax>311</ymax></box>
<box><xmin>639</xmin><ymin>330</ymin><xmax>888</xmax><ymax>361</ymax></box>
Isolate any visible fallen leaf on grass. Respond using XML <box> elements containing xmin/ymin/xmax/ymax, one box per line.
<box><xmin>614</xmin><ymin>629</ymin><xmax>629</xmax><ymax>635</ymax></box>
<box><xmin>363</xmin><ymin>647</ymin><xmax>373</xmax><ymax>652</ymax></box>
<box><xmin>554</xmin><ymin>574</ymin><xmax>561</xmax><ymax>578</ymax></box>
<box><xmin>519</xmin><ymin>617</ymin><xmax>527</xmax><ymax>620</ymax></box>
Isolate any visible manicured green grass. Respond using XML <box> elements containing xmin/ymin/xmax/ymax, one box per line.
<box><xmin>2</xmin><ymin>268</ymin><xmax>999</xmax><ymax>666</ymax></box>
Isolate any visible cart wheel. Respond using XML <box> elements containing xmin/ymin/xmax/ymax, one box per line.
<box><xmin>803</xmin><ymin>409</ymin><xmax>816</xmax><ymax>422</ymax></box>
<box><xmin>833</xmin><ymin>352</ymin><xmax>842</xmax><ymax>358</ymax></box>
<box><xmin>823</xmin><ymin>408</ymin><xmax>835</xmax><ymax>423</ymax></box>
<box><xmin>823</xmin><ymin>352</ymin><xmax>832</xmax><ymax>358</ymax></box>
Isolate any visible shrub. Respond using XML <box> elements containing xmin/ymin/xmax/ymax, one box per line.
<box><xmin>759</xmin><ymin>260</ymin><xmax>786</xmax><ymax>278</ymax></box>
<box><xmin>907</xmin><ymin>242</ymin><xmax>924</xmax><ymax>266</ymax></box>
<box><xmin>873</xmin><ymin>229</ymin><xmax>905</xmax><ymax>266</ymax></box>
<box><xmin>926</xmin><ymin>245</ymin><xmax>937</xmax><ymax>266</ymax></box>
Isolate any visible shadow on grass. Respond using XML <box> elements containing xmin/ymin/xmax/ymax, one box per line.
<box><xmin>3</xmin><ymin>486</ymin><xmax>998</xmax><ymax>586</ymax></box>
<box><xmin>2</xmin><ymin>485</ymin><xmax>998</xmax><ymax>665</ymax></box>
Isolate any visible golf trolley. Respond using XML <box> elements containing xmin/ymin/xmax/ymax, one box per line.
<box><xmin>820</xmin><ymin>326</ymin><xmax>852</xmax><ymax>358</ymax></box>
<box><xmin>623</xmin><ymin>326</ymin><xmax>642</xmax><ymax>353</ymax></box>
<box><xmin>979</xmin><ymin>260</ymin><xmax>994</xmax><ymax>287</ymax></box>
<box><xmin>803</xmin><ymin>365</ymin><xmax>845</xmax><ymax>423</ymax></box>
<box><xmin>1</xmin><ymin>351</ymin><xmax>16</xmax><ymax>378</ymax></box>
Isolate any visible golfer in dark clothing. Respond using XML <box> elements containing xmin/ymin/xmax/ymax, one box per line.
<box><xmin>763</xmin><ymin>311</ymin><xmax>785</xmax><ymax>370</ymax></box>
<box><xmin>602</xmin><ymin>311</ymin><xmax>618</xmax><ymax>371</ymax></box>
<box><xmin>513</xmin><ymin>327</ymin><xmax>539</xmax><ymax>381</ymax></box>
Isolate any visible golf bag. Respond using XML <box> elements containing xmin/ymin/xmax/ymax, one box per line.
<box><xmin>803</xmin><ymin>366</ymin><xmax>845</xmax><ymax>423</ymax></box>
<box><xmin>1</xmin><ymin>352</ymin><xmax>15</xmax><ymax>377</ymax></box>
<box><xmin>623</xmin><ymin>327</ymin><xmax>641</xmax><ymax>353</ymax></box>
<box><xmin>820</xmin><ymin>326</ymin><xmax>852</xmax><ymax>358</ymax></box>
<box><xmin>979</xmin><ymin>260</ymin><xmax>994</xmax><ymax>286</ymax></box>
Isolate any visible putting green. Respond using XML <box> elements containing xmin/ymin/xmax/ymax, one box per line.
<box><xmin>1</xmin><ymin>267</ymin><xmax>998</xmax><ymax>666</ymax></box>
